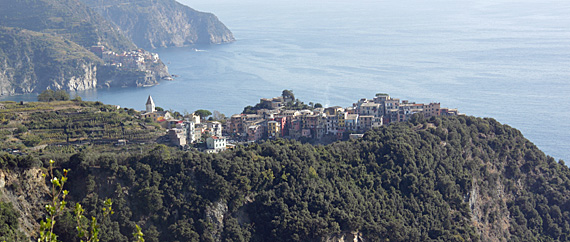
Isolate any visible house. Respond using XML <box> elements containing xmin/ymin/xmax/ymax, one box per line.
<box><xmin>247</xmin><ymin>125</ymin><xmax>264</xmax><ymax>141</ymax></box>
<box><xmin>169</xmin><ymin>128</ymin><xmax>187</xmax><ymax>147</ymax></box>
<box><xmin>345</xmin><ymin>114</ymin><xmax>359</xmax><ymax>131</ymax></box>
<box><xmin>207</xmin><ymin>121</ymin><xmax>223</xmax><ymax>137</ymax></box>
<box><xmin>267</xmin><ymin>121</ymin><xmax>281</xmax><ymax>138</ymax></box>
<box><xmin>206</xmin><ymin>136</ymin><xmax>227</xmax><ymax>153</ymax></box>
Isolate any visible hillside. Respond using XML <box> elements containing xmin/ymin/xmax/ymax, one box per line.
<box><xmin>0</xmin><ymin>0</ymin><xmax>135</xmax><ymax>51</ymax></box>
<box><xmin>79</xmin><ymin>0</ymin><xmax>235</xmax><ymax>49</ymax></box>
<box><xmin>1</xmin><ymin>113</ymin><xmax>569</xmax><ymax>241</ymax></box>
<box><xmin>0</xmin><ymin>27</ymin><xmax>168</xmax><ymax>96</ymax></box>
<box><xmin>0</xmin><ymin>0</ymin><xmax>203</xmax><ymax>96</ymax></box>
<box><xmin>0</xmin><ymin>100</ymin><xmax>165</xmax><ymax>153</ymax></box>
<box><xmin>0</xmin><ymin>27</ymin><xmax>102</xmax><ymax>95</ymax></box>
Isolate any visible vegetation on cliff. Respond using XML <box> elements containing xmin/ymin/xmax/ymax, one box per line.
<box><xmin>0</xmin><ymin>27</ymin><xmax>102</xmax><ymax>95</ymax></box>
<box><xmin>80</xmin><ymin>0</ymin><xmax>235</xmax><ymax>49</ymax></box>
<box><xmin>0</xmin><ymin>0</ymin><xmax>135</xmax><ymax>51</ymax></box>
<box><xmin>1</xmin><ymin>110</ymin><xmax>569</xmax><ymax>241</ymax></box>
<box><xmin>0</xmin><ymin>0</ymin><xmax>222</xmax><ymax>95</ymax></box>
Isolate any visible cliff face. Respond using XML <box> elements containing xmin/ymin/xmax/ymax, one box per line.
<box><xmin>0</xmin><ymin>28</ymin><xmax>170</xmax><ymax>96</ymax></box>
<box><xmin>80</xmin><ymin>0</ymin><xmax>235</xmax><ymax>49</ymax></box>
<box><xmin>0</xmin><ymin>27</ymin><xmax>101</xmax><ymax>96</ymax></box>
<box><xmin>0</xmin><ymin>168</ymin><xmax>48</xmax><ymax>239</ymax></box>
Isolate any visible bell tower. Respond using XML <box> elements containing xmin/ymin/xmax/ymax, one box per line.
<box><xmin>146</xmin><ymin>95</ymin><xmax>155</xmax><ymax>113</ymax></box>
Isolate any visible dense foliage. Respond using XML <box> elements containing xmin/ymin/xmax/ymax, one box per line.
<box><xmin>37</xmin><ymin>90</ymin><xmax>71</xmax><ymax>102</ymax></box>
<box><xmin>0</xmin><ymin>202</ymin><xmax>27</xmax><ymax>241</ymax></box>
<box><xmin>1</xmin><ymin>115</ymin><xmax>570</xmax><ymax>241</ymax></box>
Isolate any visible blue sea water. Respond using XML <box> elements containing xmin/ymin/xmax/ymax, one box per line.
<box><xmin>2</xmin><ymin>0</ymin><xmax>570</xmax><ymax>161</ymax></box>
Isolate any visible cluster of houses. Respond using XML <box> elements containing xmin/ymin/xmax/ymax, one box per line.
<box><xmin>228</xmin><ymin>93</ymin><xmax>459</xmax><ymax>142</ymax></box>
<box><xmin>139</xmin><ymin>93</ymin><xmax>459</xmax><ymax>153</ymax></box>
<box><xmin>90</xmin><ymin>45</ymin><xmax>161</xmax><ymax>70</ymax></box>
<box><xmin>141</xmin><ymin>96</ymin><xmax>227</xmax><ymax>153</ymax></box>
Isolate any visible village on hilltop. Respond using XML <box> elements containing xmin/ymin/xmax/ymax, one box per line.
<box><xmin>141</xmin><ymin>91</ymin><xmax>460</xmax><ymax>153</ymax></box>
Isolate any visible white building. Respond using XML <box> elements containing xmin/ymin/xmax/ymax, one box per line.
<box><xmin>206</xmin><ymin>136</ymin><xmax>227</xmax><ymax>153</ymax></box>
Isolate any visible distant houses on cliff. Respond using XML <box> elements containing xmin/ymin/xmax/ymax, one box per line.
<box><xmin>227</xmin><ymin>92</ymin><xmax>459</xmax><ymax>143</ymax></box>
<box><xmin>142</xmin><ymin>92</ymin><xmax>459</xmax><ymax>153</ymax></box>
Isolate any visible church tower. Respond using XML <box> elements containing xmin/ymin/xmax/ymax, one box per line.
<box><xmin>146</xmin><ymin>95</ymin><xmax>156</xmax><ymax>113</ymax></box>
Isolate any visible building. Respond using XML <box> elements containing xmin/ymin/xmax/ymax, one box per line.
<box><xmin>141</xmin><ymin>95</ymin><xmax>172</xmax><ymax>122</ymax></box>
<box><xmin>169</xmin><ymin>128</ymin><xmax>187</xmax><ymax>147</ymax></box>
<box><xmin>267</xmin><ymin>121</ymin><xmax>281</xmax><ymax>138</ymax></box>
<box><xmin>206</xmin><ymin>136</ymin><xmax>227</xmax><ymax>153</ymax></box>
<box><xmin>207</xmin><ymin>122</ymin><xmax>223</xmax><ymax>137</ymax></box>
<box><xmin>146</xmin><ymin>95</ymin><xmax>155</xmax><ymax>113</ymax></box>
<box><xmin>346</xmin><ymin>114</ymin><xmax>359</xmax><ymax>131</ymax></box>
<box><xmin>247</xmin><ymin>125</ymin><xmax>264</xmax><ymax>141</ymax></box>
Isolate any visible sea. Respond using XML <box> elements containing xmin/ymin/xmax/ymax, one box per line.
<box><xmin>2</xmin><ymin>0</ymin><xmax>569</xmax><ymax>161</ymax></box>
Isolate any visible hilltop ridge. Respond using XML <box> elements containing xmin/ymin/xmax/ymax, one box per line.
<box><xmin>80</xmin><ymin>0</ymin><xmax>235</xmax><ymax>49</ymax></box>
<box><xmin>0</xmin><ymin>98</ymin><xmax>569</xmax><ymax>241</ymax></box>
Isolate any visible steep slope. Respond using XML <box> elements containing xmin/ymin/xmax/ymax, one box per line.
<box><xmin>80</xmin><ymin>0</ymin><xmax>235</xmax><ymax>49</ymax></box>
<box><xmin>2</xmin><ymin>115</ymin><xmax>569</xmax><ymax>241</ymax></box>
<box><xmin>0</xmin><ymin>27</ymin><xmax>102</xmax><ymax>95</ymax></box>
<box><xmin>0</xmin><ymin>0</ymin><xmax>135</xmax><ymax>51</ymax></box>
<box><xmin>0</xmin><ymin>0</ymin><xmax>174</xmax><ymax>95</ymax></box>
<box><xmin>0</xmin><ymin>27</ymin><xmax>167</xmax><ymax>96</ymax></box>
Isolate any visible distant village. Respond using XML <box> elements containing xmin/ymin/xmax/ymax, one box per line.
<box><xmin>140</xmin><ymin>91</ymin><xmax>460</xmax><ymax>153</ymax></box>
<box><xmin>90</xmin><ymin>45</ymin><xmax>173</xmax><ymax>80</ymax></box>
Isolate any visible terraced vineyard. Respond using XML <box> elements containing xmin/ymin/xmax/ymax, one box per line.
<box><xmin>0</xmin><ymin>100</ymin><xmax>165</xmax><ymax>153</ymax></box>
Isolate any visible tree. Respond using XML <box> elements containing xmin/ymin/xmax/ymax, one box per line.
<box><xmin>54</xmin><ymin>90</ymin><xmax>70</xmax><ymax>101</ymax></box>
<box><xmin>194</xmin><ymin>109</ymin><xmax>212</xmax><ymax>119</ymax></box>
<box><xmin>282</xmin><ymin>90</ymin><xmax>295</xmax><ymax>102</ymax></box>
<box><xmin>38</xmin><ymin>89</ymin><xmax>70</xmax><ymax>102</ymax></box>
<box><xmin>38</xmin><ymin>90</ymin><xmax>56</xmax><ymax>102</ymax></box>
<box><xmin>212</xmin><ymin>110</ymin><xmax>226</xmax><ymax>121</ymax></box>
<box><xmin>314</xmin><ymin>103</ymin><xmax>323</xmax><ymax>108</ymax></box>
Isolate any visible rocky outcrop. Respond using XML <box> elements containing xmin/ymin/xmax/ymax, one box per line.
<box><xmin>96</xmin><ymin>60</ymin><xmax>170</xmax><ymax>89</ymax></box>
<box><xmin>80</xmin><ymin>0</ymin><xmax>235</xmax><ymax>49</ymax></box>
<box><xmin>0</xmin><ymin>28</ymin><xmax>102</xmax><ymax>96</ymax></box>
<box><xmin>0</xmin><ymin>168</ymin><xmax>48</xmax><ymax>239</ymax></box>
<box><xmin>205</xmin><ymin>200</ymin><xmax>229</xmax><ymax>242</ymax></box>
<box><xmin>0</xmin><ymin>27</ymin><xmax>171</xmax><ymax>96</ymax></box>
<box><xmin>324</xmin><ymin>232</ymin><xmax>365</xmax><ymax>242</ymax></box>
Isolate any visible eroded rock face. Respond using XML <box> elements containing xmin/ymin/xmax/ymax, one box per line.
<box><xmin>0</xmin><ymin>168</ymin><xmax>49</xmax><ymax>239</ymax></box>
<box><xmin>65</xmin><ymin>64</ymin><xmax>98</xmax><ymax>91</ymax></box>
<box><xmin>469</xmin><ymin>177</ymin><xmax>512</xmax><ymax>242</ymax></box>
<box><xmin>324</xmin><ymin>232</ymin><xmax>365</xmax><ymax>242</ymax></box>
<box><xmin>206</xmin><ymin>200</ymin><xmax>229</xmax><ymax>242</ymax></box>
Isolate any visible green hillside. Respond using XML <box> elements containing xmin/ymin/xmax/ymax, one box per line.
<box><xmin>1</xmin><ymin>114</ymin><xmax>569</xmax><ymax>241</ymax></box>
<box><xmin>0</xmin><ymin>100</ymin><xmax>164</xmax><ymax>155</ymax></box>
<box><xmin>0</xmin><ymin>0</ymin><xmax>135</xmax><ymax>51</ymax></box>
<box><xmin>0</xmin><ymin>27</ymin><xmax>102</xmax><ymax>93</ymax></box>
<box><xmin>79</xmin><ymin>0</ymin><xmax>235</xmax><ymax>49</ymax></box>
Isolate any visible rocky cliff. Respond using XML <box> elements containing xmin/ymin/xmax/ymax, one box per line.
<box><xmin>0</xmin><ymin>27</ymin><xmax>102</xmax><ymax>96</ymax></box>
<box><xmin>0</xmin><ymin>28</ymin><xmax>170</xmax><ymax>96</ymax></box>
<box><xmin>80</xmin><ymin>0</ymin><xmax>235</xmax><ymax>49</ymax></box>
<box><xmin>0</xmin><ymin>0</ymin><xmax>177</xmax><ymax>96</ymax></box>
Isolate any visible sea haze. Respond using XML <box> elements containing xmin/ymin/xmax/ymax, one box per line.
<box><xmin>3</xmin><ymin>0</ymin><xmax>569</xmax><ymax>161</ymax></box>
